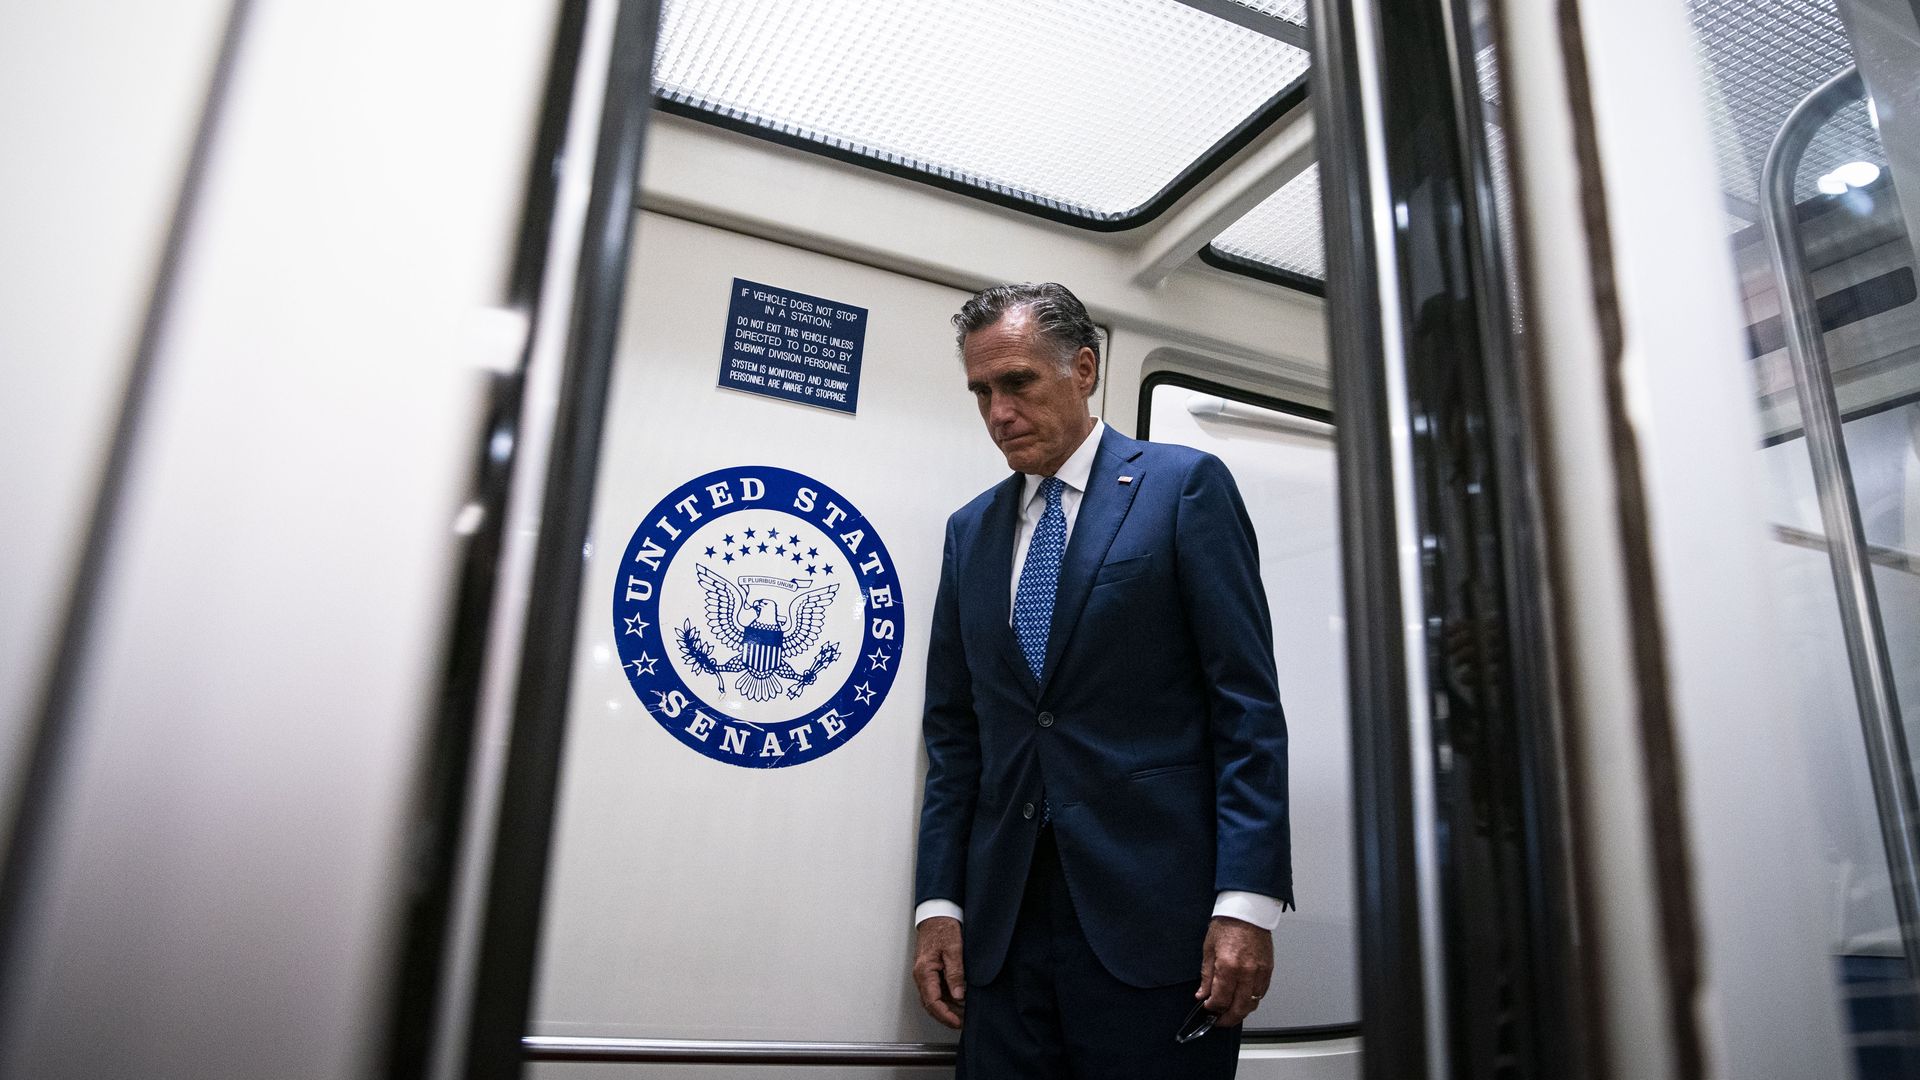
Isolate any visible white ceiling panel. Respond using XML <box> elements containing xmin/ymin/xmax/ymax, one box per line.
<box><xmin>1210</xmin><ymin>161</ymin><xmax>1324</xmax><ymax>281</ymax></box>
<box><xmin>653</xmin><ymin>0</ymin><xmax>1311</xmax><ymax>224</ymax></box>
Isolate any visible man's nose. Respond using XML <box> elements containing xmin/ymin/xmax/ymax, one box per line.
<box><xmin>987</xmin><ymin>393</ymin><xmax>1016</xmax><ymax>429</ymax></box>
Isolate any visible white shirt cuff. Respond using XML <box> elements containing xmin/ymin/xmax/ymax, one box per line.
<box><xmin>1212</xmin><ymin>891</ymin><xmax>1285</xmax><ymax>930</ymax></box>
<box><xmin>915</xmin><ymin>899</ymin><xmax>963</xmax><ymax>926</ymax></box>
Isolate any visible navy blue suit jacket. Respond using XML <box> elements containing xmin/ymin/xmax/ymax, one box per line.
<box><xmin>914</xmin><ymin>426</ymin><xmax>1291</xmax><ymax>989</ymax></box>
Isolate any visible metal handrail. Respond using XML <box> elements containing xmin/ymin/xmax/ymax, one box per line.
<box><xmin>1773</xmin><ymin>524</ymin><xmax>1920</xmax><ymax>578</ymax></box>
<box><xmin>521</xmin><ymin>1027</ymin><xmax>1364</xmax><ymax>1065</ymax></box>
<box><xmin>1761</xmin><ymin>64</ymin><xmax>1920</xmax><ymax>982</ymax></box>
<box><xmin>522</xmin><ymin>1036</ymin><xmax>955</xmax><ymax>1066</ymax></box>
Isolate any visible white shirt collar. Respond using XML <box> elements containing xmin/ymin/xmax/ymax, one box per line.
<box><xmin>1022</xmin><ymin>418</ymin><xmax>1104</xmax><ymax>508</ymax></box>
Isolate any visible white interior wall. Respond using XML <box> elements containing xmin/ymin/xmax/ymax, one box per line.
<box><xmin>1539</xmin><ymin>0</ymin><xmax>1853</xmax><ymax>1073</ymax></box>
<box><xmin>533</xmin><ymin>211</ymin><xmax>1003</xmax><ymax>1046</ymax></box>
<box><xmin>531</xmin><ymin>94</ymin><xmax>1351</xmax><ymax>1074</ymax></box>
<box><xmin>638</xmin><ymin>109</ymin><xmax>1330</xmax><ymax>384</ymax></box>
<box><xmin>0</xmin><ymin>1</ymin><xmax>560</xmax><ymax>1076</ymax></box>
<box><xmin>0</xmin><ymin>0</ymin><xmax>232</xmax><ymax>833</ymax></box>
<box><xmin>534</xmin><ymin>209</ymin><xmax>1357</xmax><ymax>1043</ymax></box>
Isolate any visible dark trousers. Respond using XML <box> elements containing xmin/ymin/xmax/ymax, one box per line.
<box><xmin>956</xmin><ymin>829</ymin><xmax>1241</xmax><ymax>1080</ymax></box>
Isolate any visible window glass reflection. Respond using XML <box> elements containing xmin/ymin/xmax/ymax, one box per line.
<box><xmin>1692</xmin><ymin>1</ymin><xmax>1920</xmax><ymax>1075</ymax></box>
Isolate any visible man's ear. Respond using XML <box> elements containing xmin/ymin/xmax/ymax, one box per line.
<box><xmin>1074</xmin><ymin>346</ymin><xmax>1099</xmax><ymax>394</ymax></box>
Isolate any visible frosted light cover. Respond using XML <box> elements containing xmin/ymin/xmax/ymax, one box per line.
<box><xmin>653</xmin><ymin>0</ymin><xmax>1312</xmax><ymax>222</ymax></box>
<box><xmin>1227</xmin><ymin>0</ymin><xmax>1308</xmax><ymax>23</ymax></box>
<box><xmin>1210</xmin><ymin>163</ymin><xmax>1325</xmax><ymax>280</ymax></box>
<box><xmin>1688</xmin><ymin>0</ymin><xmax>1886</xmax><ymax>205</ymax></box>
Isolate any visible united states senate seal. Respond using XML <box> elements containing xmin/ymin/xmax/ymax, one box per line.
<box><xmin>613</xmin><ymin>465</ymin><xmax>904</xmax><ymax>767</ymax></box>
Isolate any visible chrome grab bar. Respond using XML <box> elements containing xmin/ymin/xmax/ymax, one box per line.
<box><xmin>520</xmin><ymin>1028</ymin><xmax>1360</xmax><ymax>1065</ymax></box>
<box><xmin>522</xmin><ymin>1036</ymin><xmax>956</xmax><ymax>1066</ymax></box>
<box><xmin>1761</xmin><ymin>64</ymin><xmax>1920</xmax><ymax>981</ymax></box>
<box><xmin>1773</xmin><ymin>524</ymin><xmax>1920</xmax><ymax>578</ymax></box>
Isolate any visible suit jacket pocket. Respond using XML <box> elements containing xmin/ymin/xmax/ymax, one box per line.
<box><xmin>1094</xmin><ymin>553</ymin><xmax>1152</xmax><ymax>586</ymax></box>
<box><xmin>1127</xmin><ymin>762</ymin><xmax>1203</xmax><ymax>782</ymax></box>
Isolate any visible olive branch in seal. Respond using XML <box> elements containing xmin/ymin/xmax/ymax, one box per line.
<box><xmin>676</xmin><ymin>619</ymin><xmax>727</xmax><ymax>694</ymax></box>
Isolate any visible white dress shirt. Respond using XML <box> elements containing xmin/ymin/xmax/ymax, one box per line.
<box><xmin>916</xmin><ymin>419</ymin><xmax>1285</xmax><ymax>932</ymax></box>
<box><xmin>1007</xmin><ymin>418</ymin><xmax>1107</xmax><ymax>614</ymax></box>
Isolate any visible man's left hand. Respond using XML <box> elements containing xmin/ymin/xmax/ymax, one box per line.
<box><xmin>1196</xmin><ymin>916</ymin><xmax>1273</xmax><ymax>1028</ymax></box>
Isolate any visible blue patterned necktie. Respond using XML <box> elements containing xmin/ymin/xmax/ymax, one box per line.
<box><xmin>1014</xmin><ymin>476</ymin><xmax>1068</xmax><ymax>680</ymax></box>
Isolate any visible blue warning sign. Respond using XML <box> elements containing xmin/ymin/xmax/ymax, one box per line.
<box><xmin>719</xmin><ymin>278</ymin><xmax>867</xmax><ymax>415</ymax></box>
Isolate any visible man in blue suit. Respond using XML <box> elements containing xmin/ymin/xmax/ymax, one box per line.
<box><xmin>911</xmin><ymin>283</ymin><xmax>1292</xmax><ymax>1078</ymax></box>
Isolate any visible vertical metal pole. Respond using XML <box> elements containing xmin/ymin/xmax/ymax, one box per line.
<box><xmin>1310</xmin><ymin>0</ymin><xmax>1442</xmax><ymax>1069</ymax></box>
<box><xmin>1761</xmin><ymin>64</ymin><xmax>1920</xmax><ymax>982</ymax></box>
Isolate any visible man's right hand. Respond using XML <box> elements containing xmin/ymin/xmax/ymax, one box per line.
<box><xmin>911</xmin><ymin>916</ymin><xmax>966</xmax><ymax>1029</ymax></box>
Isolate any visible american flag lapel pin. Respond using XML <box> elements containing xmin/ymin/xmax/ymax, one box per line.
<box><xmin>1118</xmin><ymin>475</ymin><xmax>1134</xmax><ymax>485</ymax></box>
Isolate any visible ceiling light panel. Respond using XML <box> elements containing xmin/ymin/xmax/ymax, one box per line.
<box><xmin>1209</xmin><ymin>162</ymin><xmax>1325</xmax><ymax>280</ymax></box>
<box><xmin>1205</xmin><ymin>35</ymin><xmax>1506</xmax><ymax>291</ymax></box>
<box><xmin>652</xmin><ymin>0</ymin><xmax>1311</xmax><ymax>223</ymax></box>
<box><xmin>1688</xmin><ymin>0</ymin><xmax>1886</xmax><ymax>204</ymax></box>
<box><xmin>1225</xmin><ymin>0</ymin><xmax>1308</xmax><ymax>24</ymax></box>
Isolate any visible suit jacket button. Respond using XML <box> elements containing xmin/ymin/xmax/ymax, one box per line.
<box><xmin>1022</xmin><ymin>802</ymin><xmax>1036</xmax><ymax>819</ymax></box>
<box><xmin>1037</xmin><ymin>711</ymin><xmax>1055</xmax><ymax>728</ymax></box>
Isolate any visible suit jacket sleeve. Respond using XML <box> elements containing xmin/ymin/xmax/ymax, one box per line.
<box><xmin>914</xmin><ymin>513</ymin><xmax>980</xmax><ymax>908</ymax></box>
<box><xmin>1176</xmin><ymin>453</ymin><xmax>1293</xmax><ymax>907</ymax></box>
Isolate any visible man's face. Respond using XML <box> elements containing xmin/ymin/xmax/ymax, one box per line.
<box><xmin>961</xmin><ymin>313</ymin><xmax>1098</xmax><ymax>476</ymax></box>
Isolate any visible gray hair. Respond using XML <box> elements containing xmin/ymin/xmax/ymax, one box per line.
<box><xmin>952</xmin><ymin>282</ymin><xmax>1102</xmax><ymax>391</ymax></box>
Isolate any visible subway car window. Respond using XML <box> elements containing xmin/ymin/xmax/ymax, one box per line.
<box><xmin>1142</xmin><ymin>380</ymin><xmax>1356</xmax><ymax>1032</ymax></box>
<box><xmin>1692</xmin><ymin>0</ymin><xmax>1920</xmax><ymax>1075</ymax></box>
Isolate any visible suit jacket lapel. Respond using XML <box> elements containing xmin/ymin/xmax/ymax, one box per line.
<box><xmin>976</xmin><ymin>472</ymin><xmax>1040</xmax><ymax>700</ymax></box>
<box><xmin>1038</xmin><ymin>428</ymin><xmax>1144</xmax><ymax>693</ymax></box>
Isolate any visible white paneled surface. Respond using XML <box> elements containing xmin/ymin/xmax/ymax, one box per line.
<box><xmin>0</xmin><ymin>0</ymin><xmax>560</xmax><ymax>1074</ymax></box>
<box><xmin>533</xmin><ymin>212</ymin><xmax>1006</xmax><ymax>1043</ymax></box>
<box><xmin>0</xmin><ymin>0</ymin><xmax>230</xmax><ymax>832</ymax></box>
<box><xmin>1569</xmin><ymin>0</ymin><xmax>1852</xmax><ymax>1070</ymax></box>
<box><xmin>533</xmin><ymin>215</ymin><xmax>1353</xmax><ymax>1055</ymax></box>
<box><xmin>636</xmin><ymin>112</ymin><xmax>1330</xmax><ymax>379</ymax></box>
<box><xmin>532</xmin><ymin>215</ymin><xmax>1353</xmax><ymax>1058</ymax></box>
<box><xmin>1145</xmin><ymin>383</ymin><xmax>1356</xmax><ymax>1030</ymax></box>
<box><xmin>1242</xmin><ymin>1038</ymin><xmax>1361</xmax><ymax>1078</ymax></box>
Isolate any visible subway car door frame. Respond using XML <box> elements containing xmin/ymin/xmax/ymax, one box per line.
<box><xmin>1315</xmin><ymin>0</ymin><xmax>1864</xmax><ymax>1077</ymax></box>
<box><xmin>1310</xmin><ymin>0</ymin><xmax>1588</xmax><ymax>1077</ymax></box>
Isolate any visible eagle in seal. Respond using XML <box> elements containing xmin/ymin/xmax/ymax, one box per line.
<box><xmin>686</xmin><ymin>563</ymin><xmax>840</xmax><ymax>701</ymax></box>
